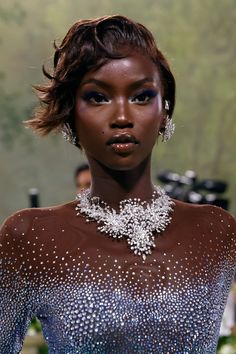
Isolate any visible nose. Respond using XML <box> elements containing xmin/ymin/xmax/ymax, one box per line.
<box><xmin>110</xmin><ymin>99</ymin><xmax>133</xmax><ymax>129</ymax></box>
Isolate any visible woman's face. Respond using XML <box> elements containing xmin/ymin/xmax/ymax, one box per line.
<box><xmin>75</xmin><ymin>52</ymin><xmax>165</xmax><ymax>171</ymax></box>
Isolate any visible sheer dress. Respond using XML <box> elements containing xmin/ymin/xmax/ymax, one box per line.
<box><xmin>0</xmin><ymin>198</ymin><xmax>236</xmax><ymax>353</ymax></box>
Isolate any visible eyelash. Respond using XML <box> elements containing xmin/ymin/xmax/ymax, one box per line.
<box><xmin>131</xmin><ymin>90</ymin><xmax>157</xmax><ymax>104</ymax></box>
<box><xmin>82</xmin><ymin>89</ymin><xmax>158</xmax><ymax>105</ymax></box>
<box><xmin>82</xmin><ymin>92</ymin><xmax>110</xmax><ymax>104</ymax></box>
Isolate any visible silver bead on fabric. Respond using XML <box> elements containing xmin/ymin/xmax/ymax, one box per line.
<box><xmin>61</xmin><ymin>123</ymin><xmax>77</xmax><ymax>145</ymax></box>
<box><xmin>0</xmin><ymin>203</ymin><xmax>236</xmax><ymax>353</ymax></box>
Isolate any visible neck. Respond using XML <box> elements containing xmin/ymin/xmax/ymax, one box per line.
<box><xmin>86</xmin><ymin>155</ymin><xmax>155</xmax><ymax>208</ymax></box>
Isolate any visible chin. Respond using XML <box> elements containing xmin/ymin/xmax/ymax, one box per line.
<box><xmin>103</xmin><ymin>154</ymin><xmax>152</xmax><ymax>172</ymax></box>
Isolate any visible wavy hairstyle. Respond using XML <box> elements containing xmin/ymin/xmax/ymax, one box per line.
<box><xmin>24</xmin><ymin>15</ymin><xmax>176</xmax><ymax>149</ymax></box>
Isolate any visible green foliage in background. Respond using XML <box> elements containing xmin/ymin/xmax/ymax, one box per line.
<box><xmin>217</xmin><ymin>334</ymin><xmax>236</xmax><ymax>354</ymax></box>
<box><xmin>0</xmin><ymin>0</ymin><xmax>236</xmax><ymax>219</ymax></box>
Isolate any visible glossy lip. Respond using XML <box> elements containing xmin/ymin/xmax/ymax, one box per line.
<box><xmin>106</xmin><ymin>133</ymin><xmax>139</xmax><ymax>155</ymax></box>
<box><xmin>106</xmin><ymin>133</ymin><xmax>139</xmax><ymax>145</ymax></box>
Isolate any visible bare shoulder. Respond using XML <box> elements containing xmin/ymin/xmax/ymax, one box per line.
<box><xmin>171</xmin><ymin>199</ymin><xmax>236</xmax><ymax>260</ymax></box>
<box><xmin>0</xmin><ymin>200</ymin><xmax>82</xmax><ymax>279</ymax></box>
<box><xmin>0</xmin><ymin>199</ymin><xmax>80</xmax><ymax>239</ymax></box>
<box><xmin>172</xmin><ymin>198</ymin><xmax>236</xmax><ymax>226</ymax></box>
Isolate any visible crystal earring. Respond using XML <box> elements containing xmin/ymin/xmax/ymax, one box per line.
<box><xmin>159</xmin><ymin>100</ymin><xmax>175</xmax><ymax>142</ymax></box>
<box><xmin>61</xmin><ymin>123</ymin><xmax>77</xmax><ymax>145</ymax></box>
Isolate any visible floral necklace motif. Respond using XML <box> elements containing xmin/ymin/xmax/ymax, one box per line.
<box><xmin>75</xmin><ymin>185</ymin><xmax>175</xmax><ymax>260</ymax></box>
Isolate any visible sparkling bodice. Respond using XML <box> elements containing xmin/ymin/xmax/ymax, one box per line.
<box><xmin>0</xmin><ymin>199</ymin><xmax>235</xmax><ymax>353</ymax></box>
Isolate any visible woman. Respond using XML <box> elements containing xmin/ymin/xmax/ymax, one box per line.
<box><xmin>0</xmin><ymin>15</ymin><xmax>235</xmax><ymax>354</ymax></box>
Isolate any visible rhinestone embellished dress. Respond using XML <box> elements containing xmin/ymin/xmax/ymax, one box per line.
<box><xmin>0</xmin><ymin>199</ymin><xmax>235</xmax><ymax>354</ymax></box>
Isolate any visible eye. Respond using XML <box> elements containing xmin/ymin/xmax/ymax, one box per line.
<box><xmin>82</xmin><ymin>91</ymin><xmax>110</xmax><ymax>104</ymax></box>
<box><xmin>130</xmin><ymin>89</ymin><xmax>158</xmax><ymax>104</ymax></box>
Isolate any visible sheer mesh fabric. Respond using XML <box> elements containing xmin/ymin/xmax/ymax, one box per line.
<box><xmin>0</xmin><ymin>199</ymin><xmax>235</xmax><ymax>353</ymax></box>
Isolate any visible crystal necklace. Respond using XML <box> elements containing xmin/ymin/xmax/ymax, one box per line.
<box><xmin>75</xmin><ymin>185</ymin><xmax>175</xmax><ymax>260</ymax></box>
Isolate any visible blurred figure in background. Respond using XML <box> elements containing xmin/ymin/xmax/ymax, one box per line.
<box><xmin>74</xmin><ymin>162</ymin><xmax>91</xmax><ymax>193</ymax></box>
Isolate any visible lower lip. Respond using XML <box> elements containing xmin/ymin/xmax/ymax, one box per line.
<box><xmin>109</xmin><ymin>142</ymin><xmax>138</xmax><ymax>154</ymax></box>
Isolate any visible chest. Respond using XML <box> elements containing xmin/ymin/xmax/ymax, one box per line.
<box><xmin>35</xmin><ymin>270</ymin><xmax>232</xmax><ymax>354</ymax></box>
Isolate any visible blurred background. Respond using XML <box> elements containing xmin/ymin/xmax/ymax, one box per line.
<box><xmin>0</xmin><ymin>0</ymin><xmax>235</xmax><ymax>353</ymax></box>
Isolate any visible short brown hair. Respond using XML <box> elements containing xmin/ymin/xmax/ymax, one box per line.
<box><xmin>24</xmin><ymin>15</ymin><xmax>176</xmax><ymax>149</ymax></box>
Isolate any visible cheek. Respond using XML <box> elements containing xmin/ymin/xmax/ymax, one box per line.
<box><xmin>74</xmin><ymin>103</ymin><xmax>107</xmax><ymax>146</ymax></box>
<box><xmin>151</xmin><ymin>97</ymin><xmax>163</xmax><ymax>130</ymax></box>
<box><xmin>137</xmin><ymin>105</ymin><xmax>163</xmax><ymax>147</ymax></box>
<box><xmin>75</xmin><ymin>103</ymin><xmax>99</xmax><ymax>132</ymax></box>
<box><xmin>75</xmin><ymin>101</ymin><xmax>92</xmax><ymax>127</ymax></box>
<box><xmin>150</xmin><ymin>96</ymin><xmax>163</xmax><ymax>124</ymax></box>
<box><xmin>137</xmin><ymin>102</ymin><xmax>163</xmax><ymax>131</ymax></box>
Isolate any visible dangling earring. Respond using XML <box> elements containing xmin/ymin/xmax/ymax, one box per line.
<box><xmin>159</xmin><ymin>100</ymin><xmax>175</xmax><ymax>142</ymax></box>
<box><xmin>61</xmin><ymin>123</ymin><xmax>77</xmax><ymax>146</ymax></box>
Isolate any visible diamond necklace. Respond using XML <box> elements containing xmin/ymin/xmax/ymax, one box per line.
<box><xmin>75</xmin><ymin>185</ymin><xmax>175</xmax><ymax>260</ymax></box>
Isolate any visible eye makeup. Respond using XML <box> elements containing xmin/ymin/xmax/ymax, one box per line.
<box><xmin>130</xmin><ymin>89</ymin><xmax>158</xmax><ymax>103</ymax></box>
<box><xmin>81</xmin><ymin>91</ymin><xmax>110</xmax><ymax>104</ymax></box>
<box><xmin>80</xmin><ymin>87</ymin><xmax>158</xmax><ymax>105</ymax></box>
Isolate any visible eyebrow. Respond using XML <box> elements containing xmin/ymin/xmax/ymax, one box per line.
<box><xmin>80</xmin><ymin>77</ymin><xmax>156</xmax><ymax>90</ymax></box>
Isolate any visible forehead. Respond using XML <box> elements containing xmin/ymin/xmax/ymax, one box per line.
<box><xmin>80</xmin><ymin>53</ymin><xmax>162</xmax><ymax>89</ymax></box>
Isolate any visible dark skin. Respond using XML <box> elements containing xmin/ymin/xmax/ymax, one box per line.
<box><xmin>75</xmin><ymin>169</ymin><xmax>92</xmax><ymax>193</ymax></box>
<box><xmin>74</xmin><ymin>51</ymin><xmax>167</xmax><ymax>210</ymax></box>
